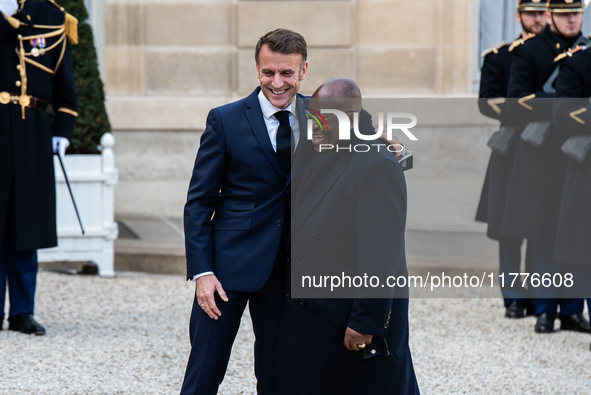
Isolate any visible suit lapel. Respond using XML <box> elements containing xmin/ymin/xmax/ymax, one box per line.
<box><xmin>291</xmin><ymin>152</ymin><xmax>352</xmax><ymax>236</ymax></box>
<box><xmin>292</xmin><ymin>95</ymin><xmax>310</xmax><ymax>171</ymax></box>
<box><xmin>245</xmin><ymin>89</ymin><xmax>284</xmax><ymax>179</ymax></box>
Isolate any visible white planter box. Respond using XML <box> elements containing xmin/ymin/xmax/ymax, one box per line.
<box><xmin>38</xmin><ymin>133</ymin><xmax>119</xmax><ymax>276</ymax></box>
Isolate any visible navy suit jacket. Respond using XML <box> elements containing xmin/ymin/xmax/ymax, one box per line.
<box><xmin>184</xmin><ymin>87</ymin><xmax>407</xmax><ymax>291</ymax></box>
<box><xmin>184</xmin><ymin>87</ymin><xmax>307</xmax><ymax>292</ymax></box>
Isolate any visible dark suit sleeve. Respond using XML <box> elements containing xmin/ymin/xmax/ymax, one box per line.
<box><xmin>554</xmin><ymin>55</ymin><xmax>591</xmax><ymax>135</ymax></box>
<box><xmin>347</xmin><ymin>158</ymin><xmax>407</xmax><ymax>338</ymax></box>
<box><xmin>399</xmin><ymin>154</ymin><xmax>413</xmax><ymax>171</ymax></box>
<box><xmin>184</xmin><ymin>108</ymin><xmax>227</xmax><ymax>279</ymax></box>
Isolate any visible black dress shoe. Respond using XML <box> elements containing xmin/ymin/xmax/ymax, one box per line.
<box><xmin>560</xmin><ymin>313</ymin><xmax>591</xmax><ymax>333</ymax></box>
<box><xmin>505</xmin><ymin>301</ymin><xmax>525</xmax><ymax>318</ymax></box>
<box><xmin>535</xmin><ymin>312</ymin><xmax>556</xmax><ymax>333</ymax></box>
<box><xmin>8</xmin><ymin>314</ymin><xmax>46</xmax><ymax>336</ymax></box>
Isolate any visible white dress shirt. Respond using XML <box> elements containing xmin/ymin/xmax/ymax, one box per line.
<box><xmin>257</xmin><ymin>90</ymin><xmax>300</xmax><ymax>152</ymax></box>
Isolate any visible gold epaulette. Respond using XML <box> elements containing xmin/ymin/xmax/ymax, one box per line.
<box><xmin>64</xmin><ymin>13</ymin><xmax>78</xmax><ymax>44</ymax></box>
<box><xmin>46</xmin><ymin>0</ymin><xmax>79</xmax><ymax>44</ymax></box>
<box><xmin>554</xmin><ymin>45</ymin><xmax>587</xmax><ymax>62</ymax></box>
<box><xmin>481</xmin><ymin>42</ymin><xmax>507</xmax><ymax>58</ymax></box>
<box><xmin>509</xmin><ymin>33</ymin><xmax>535</xmax><ymax>52</ymax></box>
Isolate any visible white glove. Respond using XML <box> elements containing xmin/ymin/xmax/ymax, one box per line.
<box><xmin>52</xmin><ymin>136</ymin><xmax>70</xmax><ymax>158</ymax></box>
<box><xmin>0</xmin><ymin>0</ymin><xmax>19</xmax><ymax>16</ymax></box>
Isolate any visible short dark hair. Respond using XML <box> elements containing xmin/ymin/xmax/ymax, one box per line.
<box><xmin>255</xmin><ymin>29</ymin><xmax>308</xmax><ymax>67</ymax></box>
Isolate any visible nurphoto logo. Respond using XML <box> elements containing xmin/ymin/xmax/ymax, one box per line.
<box><xmin>306</xmin><ymin>109</ymin><xmax>418</xmax><ymax>152</ymax></box>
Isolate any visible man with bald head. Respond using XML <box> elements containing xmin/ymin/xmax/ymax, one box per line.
<box><xmin>307</xmin><ymin>78</ymin><xmax>362</xmax><ymax>151</ymax></box>
<box><xmin>275</xmin><ymin>79</ymin><xmax>420</xmax><ymax>394</ymax></box>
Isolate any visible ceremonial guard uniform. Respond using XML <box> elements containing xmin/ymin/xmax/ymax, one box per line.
<box><xmin>553</xmin><ymin>46</ymin><xmax>591</xmax><ymax>322</ymax></box>
<box><xmin>553</xmin><ymin>47</ymin><xmax>591</xmax><ymax>268</ymax></box>
<box><xmin>476</xmin><ymin>37</ymin><xmax>532</xmax><ymax>318</ymax></box>
<box><xmin>476</xmin><ymin>0</ymin><xmax>546</xmax><ymax>319</ymax></box>
<box><xmin>476</xmin><ymin>39</ymin><xmax>514</xmax><ymax>234</ymax></box>
<box><xmin>502</xmin><ymin>0</ymin><xmax>589</xmax><ymax>333</ymax></box>
<box><xmin>0</xmin><ymin>0</ymin><xmax>78</xmax><ymax>334</ymax></box>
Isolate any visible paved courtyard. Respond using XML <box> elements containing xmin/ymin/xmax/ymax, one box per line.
<box><xmin>2</xmin><ymin>271</ymin><xmax>590</xmax><ymax>394</ymax></box>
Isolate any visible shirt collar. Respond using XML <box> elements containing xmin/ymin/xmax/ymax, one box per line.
<box><xmin>258</xmin><ymin>90</ymin><xmax>297</xmax><ymax>120</ymax></box>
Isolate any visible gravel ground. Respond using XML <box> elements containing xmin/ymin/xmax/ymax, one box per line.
<box><xmin>1</xmin><ymin>271</ymin><xmax>590</xmax><ymax>394</ymax></box>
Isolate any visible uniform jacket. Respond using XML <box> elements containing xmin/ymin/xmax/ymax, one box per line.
<box><xmin>478</xmin><ymin>41</ymin><xmax>512</xmax><ymax>120</ymax></box>
<box><xmin>553</xmin><ymin>48</ymin><xmax>591</xmax><ymax>265</ymax></box>
<box><xmin>275</xmin><ymin>140</ymin><xmax>419</xmax><ymax>394</ymax></box>
<box><xmin>476</xmin><ymin>39</ymin><xmax>524</xmax><ymax>240</ymax></box>
<box><xmin>0</xmin><ymin>1</ymin><xmax>78</xmax><ymax>250</ymax></box>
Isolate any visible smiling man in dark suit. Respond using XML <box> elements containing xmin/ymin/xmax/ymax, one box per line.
<box><xmin>181</xmin><ymin>29</ymin><xmax>309</xmax><ymax>394</ymax></box>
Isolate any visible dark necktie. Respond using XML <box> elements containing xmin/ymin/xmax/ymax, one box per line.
<box><xmin>274</xmin><ymin>111</ymin><xmax>292</xmax><ymax>168</ymax></box>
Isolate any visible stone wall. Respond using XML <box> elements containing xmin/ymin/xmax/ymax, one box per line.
<box><xmin>105</xmin><ymin>0</ymin><xmax>476</xmax><ymax>131</ymax></box>
<box><xmin>103</xmin><ymin>0</ymin><xmax>493</xmax><ymax>231</ymax></box>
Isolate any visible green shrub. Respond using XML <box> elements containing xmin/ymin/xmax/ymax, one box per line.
<box><xmin>60</xmin><ymin>0</ymin><xmax>111</xmax><ymax>154</ymax></box>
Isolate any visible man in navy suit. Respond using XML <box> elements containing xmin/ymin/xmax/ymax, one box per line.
<box><xmin>181</xmin><ymin>29</ymin><xmax>309</xmax><ymax>394</ymax></box>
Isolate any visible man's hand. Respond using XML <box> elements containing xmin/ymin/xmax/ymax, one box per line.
<box><xmin>343</xmin><ymin>327</ymin><xmax>373</xmax><ymax>351</ymax></box>
<box><xmin>380</xmin><ymin>131</ymin><xmax>404</xmax><ymax>159</ymax></box>
<box><xmin>195</xmin><ymin>274</ymin><xmax>229</xmax><ymax>320</ymax></box>
<box><xmin>0</xmin><ymin>0</ymin><xmax>18</xmax><ymax>16</ymax></box>
<box><xmin>52</xmin><ymin>137</ymin><xmax>70</xmax><ymax>158</ymax></box>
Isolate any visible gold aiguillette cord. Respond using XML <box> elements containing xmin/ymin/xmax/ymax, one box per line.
<box><xmin>17</xmin><ymin>35</ymin><xmax>30</xmax><ymax>119</ymax></box>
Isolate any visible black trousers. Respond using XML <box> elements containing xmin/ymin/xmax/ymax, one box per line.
<box><xmin>0</xmin><ymin>183</ymin><xmax>38</xmax><ymax>320</ymax></box>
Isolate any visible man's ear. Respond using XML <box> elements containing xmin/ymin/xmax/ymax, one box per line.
<box><xmin>256</xmin><ymin>63</ymin><xmax>261</xmax><ymax>79</ymax></box>
<box><xmin>544</xmin><ymin>11</ymin><xmax>552</xmax><ymax>27</ymax></box>
<box><xmin>299</xmin><ymin>62</ymin><xmax>309</xmax><ymax>81</ymax></box>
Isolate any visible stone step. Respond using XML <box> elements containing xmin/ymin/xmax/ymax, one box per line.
<box><xmin>111</xmin><ymin>216</ymin><xmax>500</xmax><ymax>277</ymax></box>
